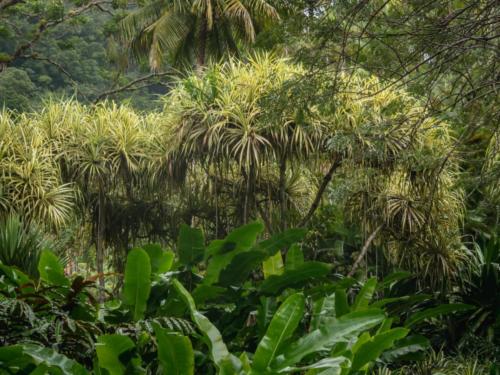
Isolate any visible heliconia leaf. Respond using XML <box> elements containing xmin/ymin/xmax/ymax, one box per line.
<box><xmin>123</xmin><ymin>248</ymin><xmax>151</xmax><ymax>321</ymax></box>
<box><xmin>277</xmin><ymin>357</ymin><xmax>348</xmax><ymax>374</ymax></box>
<box><xmin>381</xmin><ymin>335</ymin><xmax>430</xmax><ymax>362</ymax></box>
<box><xmin>273</xmin><ymin>309</ymin><xmax>385</xmax><ymax>370</ymax></box>
<box><xmin>95</xmin><ymin>334</ymin><xmax>135</xmax><ymax>375</ymax></box>
<box><xmin>263</xmin><ymin>252</ymin><xmax>284</xmax><ymax>278</ymax></box>
<box><xmin>310</xmin><ymin>293</ymin><xmax>336</xmax><ymax>330</ymax></box>
<box><xmin>351</xmin><ymin>328</ymin><xmax>409</xmax><ymax>370</ymax></box>
<box><xmin>285</xmin><ymin>244</ymin><xmax>304</xmax><ymax>271</ymax></box>
<box><xmin>378</xmin><ymin>271</ymin><xmax>412</xmax><ymax>290</ymax></box>
<box><xmin>177</xmin><ymin>224</ymin><xmax>205</xmax><ymax>266</ymax></box>
<box><xmin>218</xmin><ymin>228</ymin><xmax>306</xmax><ymax>286</ymax></box>
<box><xmin>252</xmin><ymin>293</ymin><xmax>305</xmax><ymax>373</ymax></box>
<box><xmin>0</xmin><ymin>344</ymin><xmax>87</xmax><ymax>375</ymax></box>
<box><xmin>172</xmin><ymin>279</ymin><xmax>241</xmax><ymax>372</ymax></box>
<box><xmin>352</xmin><ymin>278</ymin><xmax>377</xmax><ymax>311</ymax></box>
<box><xmin>38</xmin><ymin>249</ymin><xmax>69</xmax><ymax>286</ymax></box>
<box><xmin>334</xmin><ymin>289</ymin><xmax>350</xmax><ymax>317</ymax></box>
<box><xmin>259</xmin><ymin>262</ymin><xmax>331</xmax><ymax>295</ymax></box>
<box><xmin>204</xmin><ymin>221</ymin><xmax>264</xmax><ymax>285</ymax></box>
<box><xmin>142</xmin><ymin>243</ymin><xmax>174</xmax><ymax>274</ymax></box>
<box><xmin>154</xmin><ymin>324</ymin><xmax>194</xmax><ymax>375</ymax></box>
<box><xmin>404</xmin><ymin>304</ymin><xmax>475</xmax><ymax>327</ymax></box>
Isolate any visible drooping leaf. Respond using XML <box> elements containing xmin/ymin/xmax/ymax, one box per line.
<box><xmin>154</xmin><ymin>324</ymin><xmax>194</xmax><ymax>375</ymax></box>
<box><xmin>172</xmin><ymin>279</ymin><xmax>241</xmax><ymax>372</ymax></box>
<box><xmin>381</xmin><ymin>335</ymin><xmax>430</xmax><ymax>362</ymax></box>
<box><xmin>257</xmin><ymin>229</ymin><xmax>306</xmax><ymax>257</ymax></box>
<box><xmin>143</xmin><ymin>243</ymin><xmax>174</xmax><ymax>274</ymax></box>
<box><xmin>38</xmin><ymin>249</ymin><xmax>69</xmax><ymax>286</ymax></box>
<box><xmin>351</xmin><ymin>328</ymin><xmax>409</xmax><ymax>371</ymax></box>
<box><xmin>0</xmin><ymin>344</ymin><xmax>87</xmax><ymax>375</ymax></box>
<box><xmin>177</xmin><ymin>224</ymin><xmax>205</xmax><ymax>266</ymax></box>
<box><xmin>352</xmin><ymin>278</ymin><xmax>377</xmax><ymax>311</ymax></box>
<box><xmin>285</xmin><ymin>244</ymin><xmax>304</xmax><ymax>271</ymax></box>
<box><xmin>277</xmin><ymin>357</ymin><xmax>348</xmax><ymax>374</ymax></box>
<box><xmin>95</xmin><ymin>335</ymin><xmax>135</xmax><ymax>375</ymax></box>
<box><xmin>252</xmin><ymin>293</ymin><xmax>305</xmax><ymax>373</ymax></box>
<box><xmin>259</xmin><ymin>262</ymin><xmax>332</xmax><ymax>295</ymax></box>
<box><xmin>123</xmin><ymin>248</ymin><xmax>151</xmax><ymax>321</ymax></box>
<box><xmin>218</xmin><ymin>250</ymin><xmax>267</xmax><ymax>286</ymax></box>
<box><xmin>404</xmin><ymin>304</ymin><xmax>475</xmax><ymax>327</ymax></box>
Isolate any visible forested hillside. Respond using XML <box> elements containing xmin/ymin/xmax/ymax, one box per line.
<box><xmin>0</xmin><ymin>1</ymin><xmax>498</xmax><ymax>374</ymax></box>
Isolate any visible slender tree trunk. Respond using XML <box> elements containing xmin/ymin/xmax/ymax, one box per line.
<box><xmin>196</xmin><ymin>18</ymin><xmax>208</xmax><ymax>69</ymax></box>
<box><xmin>299</xmin><ymin>157</ymin><xmax>341</xmax><ymax>227</ymax></box>
<box><xmin>96</xmin><ymin>188</ymin><xmax>105</xmax><ymax>301</ymax></box>
<box><xmin>279</xmin><ymin>154</ymin><xmax>287</xmax><ymax>231</ymax></box>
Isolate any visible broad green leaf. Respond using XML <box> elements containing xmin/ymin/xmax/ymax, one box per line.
<box><xmin>260</xmin><ymin>262</ymin><xmax>331</xmax><ymax>295</ymax></box>
<box><xmin>278</xmin><ymin>357</ymin><xmax>348</xmax><ymax>374</ymax></box>
<box><xmin>285</xmin><ymin>244</ymin><xmax>304</xmax><ymax>270</ymax></box>
<box><xmin>381</xmin><ymin>335</ymin><xmax>430</xmax><ymax>362</ymax></box>
<box><xmin>378</xmin><ymin>271</ymin><xmax>412</xmax><ymax>289</ymax></box>
<box><xmin>404</xmin><ymin>304</ymin><xmax>474</xmax><ymax>327</ymax></box>
<box><xmin>204</xmin><ymin>221</ymin><xmax>264</xmax><ymax>285</ymax></box>
<box><xmin>273</xmin><ymin>309</ymin><xmax>385</xmax><ymax>370</ymax></box>
<box><xmin>38</xmin><ymin>249</ymin><xmax>69</xmax><ymax>286</ymax></box>
<box><xmin>263</xmin><ymin>252</ymin><xmax>284</xmax><ymax>278</ymax></box>
<box><xmin>352</xmin><ymin>278</ymin><xmax>377</xmax><ymax>311</ymax></box>
<box><xmin>177</xmin><ymin>224</ymin><xmax>205</xmax><ymax>266</ymax></box>
<box><xmin>219</xmin><ymin>229</ymin><xmax>306</xmax><ymax>286</ymax></box>
<box><xmin>96</xmin><ymin>335</ymin><xmax>135</xmax><ymax>375</ymax></box>
<box><xmin>370</xmin><ymin>294</ymin><xmax>430</xmax><ymax>309</ymax></box>
<box><xmin>334</xmin><ymin>289</ymin><xmax>350</xmax><ymax>317</ymax></box>
<box><xmin>310</xmin><ymin>293</ymin><xmax>336</xmax><ymax>330</ymax></box>
<box><xmin>123</xmin><ymin>248</ymin><xmax>151</xmax><ymax>321</ymax></box>
<box><xmin>351</xmin><ymin>328</ymin><xmax>409</xmax><ymax>371</ymax></box>
<box><xmin>257</xmin><ymin>229</ymin><xmax>306</xmax><ymax>256</ymax></box>
<box><xmin>172</xmin><ymin>279</ymin><xmax>241</xmax><ymax>372</ymax></box>
<box><xmin>252</xmin><ymin>293</ymin><xmax>305</xmax><ymax>373</ymax></box>
<box><xmin>0</xmin><ymin>344</ymin><xmax>87</xmax><ymax>375</ymax></box>
<box><xmin>219</xmin><ymin>250</ymin><xmax>267</xmax><ymax>286</ymax></box>
<box><xmin>154</xmin><ymin>325</ymin><xmax>194</xmax><ymax>375</ymax></box>
<box><xmin>143</xmin><ymin>244</ymin><xmax>174</xmax><ymax>274</ymax></box>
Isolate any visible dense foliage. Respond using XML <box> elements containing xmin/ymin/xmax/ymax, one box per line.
<box><xmin>0</xmin><ymin>0</ymin><xmax>499</xmax><ymax>373</ymax></box>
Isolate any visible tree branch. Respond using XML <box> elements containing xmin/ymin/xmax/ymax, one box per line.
<box><xmin>0</xmin><ymin>0</ymin><xmax>24</xmax><ymax>12</ymax></box>
<box><xmin>299</xmin><ymin>156</ymin><xmax>341</xmax><ymax>227</ymax></box>
<box><xmin>348</xmin><ymin>225</ymin><xmax>383</xmax><ymax>277</ymax></box>
<box><xmin>93</xmin><ymin>72</ymin><xmax>173</xmax><ymax>103</ymax></box>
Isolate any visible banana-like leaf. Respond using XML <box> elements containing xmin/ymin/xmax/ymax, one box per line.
<box><xmin>204</xmin><ymin>221</ymin><xmax>264</xmax><ymax>285</ymax></box>
<box><xmin>263</xmin><ymin>252</ymin><xmax>284</xmax><ymax>278</ymax></box>
<box><xmin>143</xmin><ymin>243</ymin><xmax>174</xmax><ymax>274</ymax></box>
<box><xmin>95</xmin><ymin>335</ymin><xmax>136</xmax><ymax>375</ymax></box>
<box><xmin>404</xmin><ymin>304</ymin><xmax>475</xmax><ymax>327</ymax></box>
<box><xmin>219</xmin><ymin>228</ymin><xmax>305</xmax><ymax>286</ymax></box>
<box><xmin>260</xmin><ymin>262</ymin><xmax>331</xmax><ymax>295</ymax></box>
<box><xmin>277</xmin><ymin>357</ymin><xmax>348</xmax><ymax>374</ymax></box>
<box><xmin>172</xmin><ymin>279</ymin><xmax>241</xmax><ymax>372</ymax></box>
<box><xmin>352</xmin><ymin>278</ymin><xmax>377</xmax><ymax>311</ymax></box>
<box><xmin>0</xmin><ymin>344</ymin><xmax>87</xmax><ymax>375</ymax></box>
<box><xmin>381</xmin><ymin>335</ymin><xmax>430</xmax><ymax>362</ymax></box>
<box><xmin>351</xmin><ymin>328</ymin><xmax>409</xmax><ymax>371</ymax></box>
<box><xmin>335</xmin><ymin>289</ymin><xmax>350</xmax><ymax>317</ymax></box>
<box><xmin>123</xmin><ymin>248</ymin><xmax>151</xmax><ymax>321</ymax></box>
<box><xmin>285</xmin><ymin>244</ymin><xmax>304</xmax><ymax>271</ymax></box>
<box><xmin>252</xmin><ymin>293</ymin><xmax>305</xmax><ymax>373</ymax></box>
<box><xmin>273</xmin><ymin>309</ymin><xmax>385</xmax><ymax>370</ymax></box>
<box><xmin>177</xmin><ymin>224</ymin><xmax>205</xmax><ymax>266</ymax></box>
<box><xmin>38</xmin><ymin>249</ymin><xmax>69</xmax><ymax>286</ymax></box>
<box><xmin>310</xmin><ymin>293</ymin><xmax>336</xmax><ymax>330</ymax></box>
<box><xmin>154</xmin><ymin>324</ymin><xmax>194</xmax><ymax>375</ymax></box>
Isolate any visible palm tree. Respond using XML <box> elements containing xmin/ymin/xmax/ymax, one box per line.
<box><xmin>119</xmin><ymin>0</ymin><xmax>279</xmax><ymax>70</ymax></box>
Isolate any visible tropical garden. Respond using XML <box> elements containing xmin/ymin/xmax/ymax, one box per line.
<box><xmin>0</xmin><ymin>0</ymin><xmax>498</xmax><ymax>374</ymax></box>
